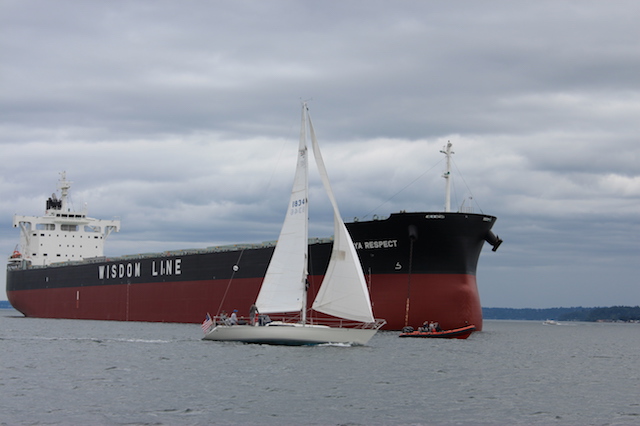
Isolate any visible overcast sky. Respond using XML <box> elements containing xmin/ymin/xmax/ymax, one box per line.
<box><xmin>2</xmin><ymin>1</ymin><xmax>639</xmax><ymax>308</ymax></box>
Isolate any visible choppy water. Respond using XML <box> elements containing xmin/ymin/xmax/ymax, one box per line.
<box><xmin>1</xmin><ymin>309</ymin><xmax>639</xmax><ymax>425</ymax></box>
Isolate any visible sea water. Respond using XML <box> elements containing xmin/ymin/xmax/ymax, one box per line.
<box><xmin>1</xmin><ymin>309</ymin><xmax>639</xmax><ymax>425</ymax></box>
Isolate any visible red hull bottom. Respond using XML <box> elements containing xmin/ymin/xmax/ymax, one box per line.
<box><xmin>7</xmin><ymin>273</ymin><xmax>483</xmax><ymax>331</ymax></box>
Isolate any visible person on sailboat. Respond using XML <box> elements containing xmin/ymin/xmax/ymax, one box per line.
<box><xmin>258</xmin><ymin>314</ymin><xmax>272</xmax><ymax>326</ymax></box>
<box><xmin>249</xmin><ymin>304</ymin><xmax>258</xmax><ymax>326</ymax></box>
<box><xmin>229</xmin><ymin>310</ymin><xmax>238</xmax><ymax>325</ymax></box>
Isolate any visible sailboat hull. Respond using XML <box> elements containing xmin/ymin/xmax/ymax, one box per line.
<box><xmin>202</xmin><ymin>323</ymin><xmax>380</xmax><ymax>346</ymax></box>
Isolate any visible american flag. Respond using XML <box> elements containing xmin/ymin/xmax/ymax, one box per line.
<box><xmin>201</xmin><ymin>313</ymin><xmax>213</xmax><ymax>332</ymax></box>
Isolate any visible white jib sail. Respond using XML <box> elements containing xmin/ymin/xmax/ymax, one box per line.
<box><xmin>255</xmin><ymin>107</ymin><xmax>309</xmax><ymax>314</ymax></box>
<box><xmin>307</xmin><ymin>109</ymin><xmax>376</xmax><ymax>324</ymax></box>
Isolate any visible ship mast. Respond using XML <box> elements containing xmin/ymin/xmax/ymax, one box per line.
<box><xmin>58</xmin><ymin>171</ymin><xmax>72</xmax><ymax>213</ymax></box>
<box><xmin>440</xmin><ymin>141</ymin><xmax>454</xmax><ymax>212</ymax></box>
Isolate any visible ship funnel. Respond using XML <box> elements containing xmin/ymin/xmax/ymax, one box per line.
<box><xmin>485</xmin><ymin>231</ymin><xmax>503</xmax><ymax>252</ymax></box>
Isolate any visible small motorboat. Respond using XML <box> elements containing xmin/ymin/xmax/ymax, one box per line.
<box><xmin>399</xmin><ymin>324</ymin><xmax>476</xmax><ymax>339</ymax></box>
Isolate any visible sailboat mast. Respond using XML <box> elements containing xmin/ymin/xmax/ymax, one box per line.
<box><xmin>440</xmin><ymin>141</ymin><xmax>454</xmax><ymax>213</ymax></box>
<box><xmin>300</xmin><ymin>103</ymin><xmax>310</xmax><ymax>324</ymax></box>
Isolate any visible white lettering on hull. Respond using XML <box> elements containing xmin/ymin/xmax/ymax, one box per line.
<box><xmin>98</xmin><ymin>259</ymin><xmax>180</xmax><ymax>280</ymax></box>
<box><xmin>353</xmin><ymin>240</ymin><xmax>398</xmax><ymax>250</ymax></box>
<box><xmin>152</xmin><ymin>259</ymin><xmax>182</xmax><ymax>277</ymax></box>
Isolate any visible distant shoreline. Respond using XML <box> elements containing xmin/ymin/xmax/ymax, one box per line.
<box><xmin>483</xmin><ymin>306</ymin><xmax>640</xmax><ymax>323</ymax></box>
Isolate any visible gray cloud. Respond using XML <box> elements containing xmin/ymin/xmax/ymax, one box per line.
<box><xmin>1</xmin><ymin>0</ymin><xmax>639</xmax><ymax>308</ymax></box>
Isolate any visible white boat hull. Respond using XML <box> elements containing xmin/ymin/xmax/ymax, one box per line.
<box><xmin>202</xmin><ymin>322</ymin><xmax>380</xmax><ymax>346</ymax></box>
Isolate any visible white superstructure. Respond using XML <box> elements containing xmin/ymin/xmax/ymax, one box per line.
<box><xmin>11</xmin><ymin>172</ymin><xmax>120</xmax><ymax>267</ymax></box>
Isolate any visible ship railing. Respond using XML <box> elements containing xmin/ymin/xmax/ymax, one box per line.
<box><xmin>9</xmin><ymin>237</ymin><xmax>338</xmax><ymax>270</ymax></box>
<box><xmin>101</xmin><ymin>237</ymin><xmax>335</xmax><ymax>261</ymax></box>
<box><xmin>6</xmin><ymin>262</ymin><xmax>25</xmax><ymax>271</ymax></box>
<box><xmin>351</xmin><ymin>214</ymin><xmax>389</xmax><ymax>222</ymax></box>
<box><xmin>210</xmin><ymin>314</ymin><xmax>385</xmax><ymax>330</ymax></box>
<box><xmin>301</xmin><ymin>316</ymin><xmax>386</xmax><ymax>330</ymax></box>
<box><xmin>81</xmin><ymin>256</ymin><xmax>107</xmax><ymax>263</ymax></box>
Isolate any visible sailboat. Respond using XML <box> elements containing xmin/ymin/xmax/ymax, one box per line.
<box><xmin>202</xmin><ymin>104</ymin><xmax>385</xmax><ymax>345</ymax></box>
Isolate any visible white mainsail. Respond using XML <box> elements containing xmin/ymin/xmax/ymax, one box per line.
<box><xmin>307</xmin><ymin>112</ymin><xmax>376</xmax><ymax>324</ymax></box>
<box><xmin>255</xmin><ymin>107</ymin><xmax>309</xmax><ymax>314</ymax></box>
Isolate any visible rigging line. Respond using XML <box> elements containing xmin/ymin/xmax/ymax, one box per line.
<box><xmin>404</xmin><ymin>238</ymin><xmax>414</xmax><ymax>328</ymax></box>
<box><xmin>215</xmin><ymin>248</ymin><xmax>246</xmax><ymax>316</ymax></box>
<box><xmin>450</xmin><ymin>157</ymin><xmax>484</xmax><ymax>214</ymax></box>
<box><xmin>264</xmin><ymin>105</ymin><xmax>302</xmax><ymax>195</ymax></box>
<box><xmin>360</xmin><ymin>157</ymin><xmax>445</xmax><ymax>220</ymax></box>
<box><xmin>264</xmin><ymin>132</ymin><xmax>291</xmax><ymax>195</ymax></box>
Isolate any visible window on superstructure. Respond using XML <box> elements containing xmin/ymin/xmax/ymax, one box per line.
<box><xmin>61</xmin><ymin>224</ymin><xmax>78</xmax><ymax>232</ymax></box>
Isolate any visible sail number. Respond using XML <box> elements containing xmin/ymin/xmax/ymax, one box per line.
<box><xmin>290</xmin><ymin>198</ymin><xmax>306</xmax><ymax>215</ymax></box>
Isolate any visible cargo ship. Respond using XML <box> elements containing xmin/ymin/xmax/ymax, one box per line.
<box><xmin>6</xmin><ymin>144</ymin><xmax>502</xmax><ymax>331</ymax></box>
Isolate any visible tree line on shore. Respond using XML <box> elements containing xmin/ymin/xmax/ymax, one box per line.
<box><xmin>482</xmin><ymin>306</ymin><xmax>640</xmax><ymax>322</ymax></box>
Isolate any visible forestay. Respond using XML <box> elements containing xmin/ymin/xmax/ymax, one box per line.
<box><xmin>307</xmin><ymin>112</ymin><xmax>375</xmax><ymax>324</ymax></box>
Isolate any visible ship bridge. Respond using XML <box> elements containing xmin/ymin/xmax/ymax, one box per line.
<box><xmin>11</xmin><ymin>172</ymin><xmax>120</xmax><ymax>267</ymax></box>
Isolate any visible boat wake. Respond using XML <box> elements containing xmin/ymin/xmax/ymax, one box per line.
<box><xmin>10</xmin><ymin>335</ymin><xmax>172</xmax><ymax>344</ymax></box>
